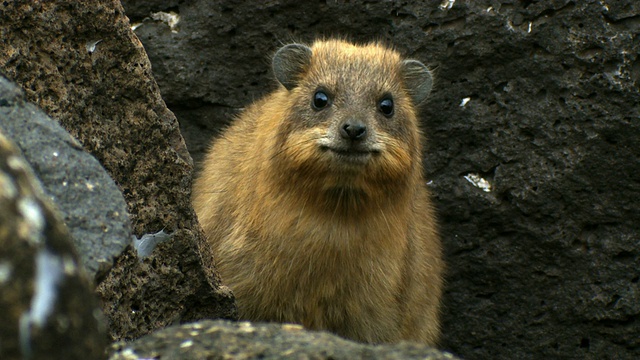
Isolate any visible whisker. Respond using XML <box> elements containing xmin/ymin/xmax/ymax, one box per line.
<box><xmin>196</xmin><ymin>136</ymin><xmax>321</xmax><ymax>196</ymax></box>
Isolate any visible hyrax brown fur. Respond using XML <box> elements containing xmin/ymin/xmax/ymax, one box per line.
<box><xmin>193</xmin><ymin>39</ymin><xmax>443</xmax><ymax>345</ymax></box>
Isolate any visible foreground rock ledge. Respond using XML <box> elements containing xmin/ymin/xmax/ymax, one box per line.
<box><xmin>108</xmin><ymin>320</ymin><xmax>460</xmax><ymax>360</ymax></box>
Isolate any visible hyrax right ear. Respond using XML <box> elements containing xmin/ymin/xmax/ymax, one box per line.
<box><xmin>272</xmin><ymin>44</ymin><xmax>312</xmax><ymax>91</ymax></box>
<box><xmin>401</xmin><ymin>60</ymin><xmax>433</xmax><ymax>105</ymax></box>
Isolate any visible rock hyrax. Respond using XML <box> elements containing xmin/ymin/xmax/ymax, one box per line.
<box><xmin>193</xmin><ymin>39</ymin><xmax>443</xmax><ymax>345</ymax></box>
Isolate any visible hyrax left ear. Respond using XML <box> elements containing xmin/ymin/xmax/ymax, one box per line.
<box><xmin>401</xmin><ymin>60</ymin><xmax>433</xmax><ymax>105</ymax></box>
<box><xmin>273</xmin><ymin>44</ymin><xmax>312</xmax><ymax>91</ymax></box>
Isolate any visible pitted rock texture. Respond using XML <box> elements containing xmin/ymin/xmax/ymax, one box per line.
<box><xmin>0</xmin><ymin>75</ymin><xmax>131</xmax><ymax>282</ymax></box>
<box><xmin>124</xmin><ymin>1</ymin><xmax>640</xmax><ymax>359</ymax></box>
<box><xmin>0</xmin><ymin>0</ymin><xmax>237</xmax><ymax>342</ymax></box>
<box><xmin>108</xmin><ymin>320</ymin><xmax>460</xmax><ymax>360</ymax></box>
<box><xmin>0</xmin><ymin>130</ymin><xmax>106</xmax><ymax>359</ymax></box>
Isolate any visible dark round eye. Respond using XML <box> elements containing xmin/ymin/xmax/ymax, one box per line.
<box><xmin>378</xmin><ymin>97</ymin><xmax>394</xmax><ymax>117</ymax></box>
<box><xmin>312</xmin><ymin>90</ymin><xmax>330</xmax><ymax>110</ymax></box>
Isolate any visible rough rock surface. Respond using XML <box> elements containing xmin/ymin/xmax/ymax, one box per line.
<box><xmin>108</xmin><ymin>320</ymin><xmax>460</xmax><ymax>360</ymax></box>
<box><xmin>0</xmin><ymin>75</ymin><xmax>131</xmax><ymax>281</ymax></box>
<box><xmin>0</xmin><ymin>0</ymin><xmax>236</xmax><ymax>342</ymax></box>
<box><xmin>0</xmin><ymin>130</ymin><xmax>106</xmax><ymax>359</ymax></box>
<box><xmin>124</xmin><ymin>0</ymin><xmax>640</xmax><ymax>359</ymax></box>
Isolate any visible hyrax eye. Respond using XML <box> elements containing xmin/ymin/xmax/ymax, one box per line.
<box><xmin>312</xmin><ymin>90</ymin><xmax>330</xmax><ymax>110</ymax></box>
<box><xmin>378</xmin><ymin>97</ymin><xmax>394</xmax><ymax>117</ymax></box>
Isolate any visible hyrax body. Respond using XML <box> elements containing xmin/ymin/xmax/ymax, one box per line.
<box><xmin>193</xmin><ymin>39</ymin><xmax>443</xmax><ymax>345</ymax></box>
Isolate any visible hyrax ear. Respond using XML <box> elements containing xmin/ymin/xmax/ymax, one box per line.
<box><xmin>272</xmin><ymin>44</ymin><xmax>312</xmax><ymax>91</ymax></box>
<box><xmin>401</xmin><ymin>59</ymin><xmax>433</xmax><ymax>105</ymax></box>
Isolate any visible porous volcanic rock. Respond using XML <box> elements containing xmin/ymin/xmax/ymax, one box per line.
<box><xmin>124</xmin><ymin>1</ymin><xmax>640</xmax><ymax>359</ymax></box>
<box><xmin>0</xmin><ymin>0</ymin><xmax>237</xmax><ymax>342</ymax></box>
<box><xmin>0</xmin><ymin>130</ymin><xmax>106</xmax><ymax>359</ymax></box>
<box><xmin>108</xmin><ymin>319</ymin><xmax>460</xmax><ymax>360</ymax></box>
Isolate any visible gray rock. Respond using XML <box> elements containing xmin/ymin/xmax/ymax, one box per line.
<box><xmin>0</xmin><ymin>130</ymin><xmax>106</xmax><ymax>359</ymax></box>
<box><xmin>0</xmin><ymin>75</ymin><xmax>131</xmax><ymax>281</ymax></box>
<box><xmin>108</xmin><ymin>320</ymin><xmax>460</xmax><ymax>360</ymax></box>
<box><xmin>125</xmin><ymin>0</ymin><xmax>640</xmax><ymax>359</ymax></box>
<box><xmin>0</xmin><ymin>0</ymin><xmax>237</xmax><ymax>342</ymax></box>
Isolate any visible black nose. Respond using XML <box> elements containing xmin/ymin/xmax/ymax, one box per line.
<box><xmin>340</xmin><ymin>120</ymin><xmax>367</xmax><ymax>140</ymax></box>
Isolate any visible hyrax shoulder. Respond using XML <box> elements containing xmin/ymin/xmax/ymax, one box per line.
<box><xmin>193</xmin><ymin>39</ymin><xmax>443</xmax><ymax>345</ymax></box>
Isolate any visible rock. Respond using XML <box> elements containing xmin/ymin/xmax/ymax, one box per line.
<box><xmin>0</xmin><ymin>0</ymin><xmax>237</xmax><ymax>342</ymax></box>
<box><xmin>0</xmin><ymin>130</ymin><xmax>106</xmax><ymax>359</ymax></box>
<box><xmin>121</xmin><ymin>0</ymin><xmax>180</xmax><ymax>20</ymax></box>
<box><xmin>124</xmin><ymin>0</ymin><xmax>640</xmax><ymax>359</ymax></box>
<box><xmin>0</xmin><ymin>75</ymin><xmax>131</xmax><ymax>282</ymax></box>
<box><xmin>108</xmin><ymin>320</ymin><xmax>460</xmax><ymax>360</ymax></box>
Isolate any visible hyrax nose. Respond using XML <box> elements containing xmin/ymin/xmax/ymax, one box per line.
<box><xmin>340</xmin><ymin>120</ymin><xmax>367</xmax><ymax>141</ymax></box>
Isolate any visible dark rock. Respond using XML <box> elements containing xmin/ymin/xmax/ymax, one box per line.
<box><xmin>0</xmin><ymin>130</ymin><xmax>106</xmax><ymax>359</ymax></box>
<box><xmin>0</xmin><ymin>75</ymin><xmax>131</xmax><ymax>282</ymax></box>
<box><xmin>108</xmin><ymin>320</ymin><xmax>460</xmax><ymax>360</ymax></box>
<box><xmin>124</xmin><ymin>0</ymin><xmax>640</xmax><ymax>359</ymax></box>
<box><xmin>0</xmin><ymin>0</ymin><xmax>237</xmax><ymax>342</ymax></box>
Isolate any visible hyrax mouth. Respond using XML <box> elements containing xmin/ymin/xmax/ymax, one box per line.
<box><xmin>319</xmin><ymin>143</ymin><xmax>380</xmax><ymax>165</ymax></box>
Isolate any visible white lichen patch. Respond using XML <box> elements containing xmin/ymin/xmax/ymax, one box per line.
<box><xmin>118</xmin><ymin>348</ymin><xmax>138</xmax><ymax>359</ymax></box>
<box><xmin>86</xmin><ymin>39</ymin><xmax>102</xmax><ymax>53</ymax></box>
<box><xmin>151</xmin><ymin>11</ymin><xmax>180</xmax><ymax>33</ymax></box>
<box><xmin>282</xmin><ymin>323</ymin><xmax>304</xmax><ymax>331</ymax></box>
<box><xmin>460</xmin><ymin>97</ymin><xmax>471</xmax><ymax>107</ymax></box>
<box><xmin>179</xmin><ymin>339</ymin><xmax>194</xmax><ymax>348</ymax></box>
<box><xmin>133</xmin><ymin>229</ymin><xmax>171</xmax><ymax>258</ymax></box>
<box><xmin>7</xmin><ymin>155</ymin><xmax>25</xmax><ymax>171</ymax></box>
<box><xmin>238</xmin><ymin>321</ymin><xmax>256</xmax><ymax>333</ymax></box>
<box><xmin>204</xmin><ymin>326</ymin><xmax>218</xmax><ymax>334</ymax></box>
<box><xmin>0</xmin><ymin>172</ymin><xmax>18</xmax><ymax>199</ymax></box>
<box><xmin>29</xmin><ymin>249</ymin><xmax>64</xmax><ymax>327</ymax></box>
<box><xmin>0</xmin><ymin>261</ymin><xmax>13</xmax><ymax>284</ymax></box>
<box><xmin>439</xmin><ymin>0</ymin><xmax>455</xmax><ymax>10</ymax></box>
<box><xmin>602</xmin><ymin>47</ymin><xmax>634</xmax><ymax>90</ymax></box>
<box><xmin>464</xmin><ymin>173</ymin><xmax>492</xmax><ymax>192</ymax></box>
<box><xmin>17</xmin><ymin>197</ymin><xmax>45</xmax><ymax>244</ymax></box>
<box><xmin>62</xmin><ymin>254</ymin><xmax>77</xmax><ymax>275</ymax></box>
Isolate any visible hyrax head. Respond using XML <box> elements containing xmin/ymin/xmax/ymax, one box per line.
<box><xmin>271</xmin><ymin>40</ymin><xmax>432</xmax><ymax>186</ymax></box>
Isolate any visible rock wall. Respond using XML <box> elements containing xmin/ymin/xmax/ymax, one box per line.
<box><xmin>123</xmin><ymin>1</ymin><xmax>640</xmax><ymax>359</ymax></box>
<box><xmin>0</xmin><ymin>0</ymin><xmax>236</xmax><ymax>342</ymax></box>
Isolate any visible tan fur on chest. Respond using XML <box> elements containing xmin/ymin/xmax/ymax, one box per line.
<box><xmin>193</xmin><ymin>39</ymin><xmax>443</xmax><ymax>345</ymax></box>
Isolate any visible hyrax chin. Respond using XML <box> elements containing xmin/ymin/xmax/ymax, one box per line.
<box><xmin>193</xmin><ymin>39</ymin><xmax>443</xmax><ymax>345</ymax></box>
